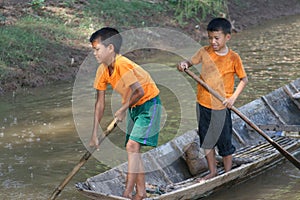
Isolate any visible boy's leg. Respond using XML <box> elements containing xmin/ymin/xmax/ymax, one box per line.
<box><xmin>217</xmin><ymin>109</ymin><xmax>235</xmax><ymax>173</ymax></box>
<box><xmin>123</xmin><ymin>139</ymin><xmax>141</xmax><ymax>199</ymax></box>
<box><xmin>197</xmin><ymin>104</ymin><xmax>218</xmax><ymax>180</ymax></box>
<box><xmin>134</xmin><ymin>160</ymin><xmax>147</xmax><ymax>200</ymax></box>
<box><xmin>203</xmin><ymin>149</ymin><xmax>218</xmax><ymax>179</ymax></box>
<box><xmin>124</xmin><ymin>96</ymin><xmax>161</xmax><ymax>198</ymax></box>
<box><xmin>223</xmin><ymin>154</ymin><xmax>233</xmax><ymax>172</ymax></box>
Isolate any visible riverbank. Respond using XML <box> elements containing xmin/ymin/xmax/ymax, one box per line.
<box><xmin>1</xmin><ymin>0</ymin><xmax>299</xmax><ymax>94</ymax></box>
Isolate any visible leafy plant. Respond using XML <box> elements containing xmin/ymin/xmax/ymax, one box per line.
<box><xmin>170</xmin><ymin>0</ymin><xmax>227</xmax><ymax>25</ymax></box>
<box><xmin>29</xmin><ymin>0</ymin><xmax>45</xmax><ymax>10</ymax></box>
<box><xmin>0</xmin><ymin>14</ymin><xmax>6</xmax><ymax>24</ymax></box>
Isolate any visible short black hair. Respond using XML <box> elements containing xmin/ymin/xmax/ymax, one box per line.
<box><xmin>207</xmin><ymin>18</ymin><xmax>232</xmax><ymax>35</ymax></box>
<box><xmin>89</xmin><ymin>27</ymin><xmax>122</xmax><ymax>53</ymax></box>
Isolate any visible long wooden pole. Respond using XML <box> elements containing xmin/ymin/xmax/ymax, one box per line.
<box><xmin>184</xmin><ymin>69</ymin><xmax>300</xmax><ymax>170</ymax></box>
<box><xmin>49</xmin><ymin>118</ymin><xmax>119</xmax><ymax>200</ymax></box>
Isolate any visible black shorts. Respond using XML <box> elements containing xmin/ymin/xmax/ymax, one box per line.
<box><xmin>196</xmin><ymin>103</ymin><xmax>235</xmax><ymax>156</ymax></box>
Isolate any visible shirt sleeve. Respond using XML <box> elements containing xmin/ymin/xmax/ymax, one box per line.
<box><xmin>93</xmin><ymin>65</ymin><xmax>107</xmax><ymax>90</ymax></box>
<box><xmin>234</xmin><ymin>55</ymin><xmax>247</xmax><ymax>79</ymax></box>
<box><xmin>118</xmin><ymin>61</ymin><xmax>138</xmax><ymax>88</ymax></box>
<box><xmin>190</xmin><ymin>47</ymin><xmax>204</xmax><ymax>65</ymax></box>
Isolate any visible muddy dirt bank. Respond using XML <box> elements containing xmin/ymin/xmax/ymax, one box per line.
<box><xmin>1</xmin><ymin>0</ymin><xmax>299</xmax><ymax>93</ymax></box>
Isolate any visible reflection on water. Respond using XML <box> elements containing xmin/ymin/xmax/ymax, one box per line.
<box><xmin>0</xmin><ymin>83</ymin><xmax>89</xmax><ymax>199</ymax></box>
<box><xmin>230</xmin><ymin>15</ymin><xmax>300</xmax><ymax>107</ymax></box>
<box><xmin>0</xmin><ymin>15</ymin><xmax>299</xmax><ymax>199</ymax></box>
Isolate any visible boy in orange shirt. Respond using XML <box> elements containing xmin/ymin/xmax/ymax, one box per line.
<box><xmin>178</xmin><ymin>18</ymin><xmax>248</xmax><ymax>180</ymax></box>
<box><xmin>89</xmin><ymin>27</ymin><xmax>161</xmax><ymax>199</ymax></box>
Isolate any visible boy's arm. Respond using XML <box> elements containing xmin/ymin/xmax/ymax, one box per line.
<box><xmin>178</xmin><ymin>48</ymin><xmax>204</xmax><ymax>71</ymax></box>
<box><xmin>90</xmin><ymin>90</ymin><xmax>105</xmax><ymax>148</ymax></box>
<box><xmin>115</xmin><ymin>82</ymin><xmax>144</xmax><ymax>121</ymax></box>
<box><xmin>223</xmin><ymin>76</ymin><xmax>248</xmax><ymax>108</ymax></box>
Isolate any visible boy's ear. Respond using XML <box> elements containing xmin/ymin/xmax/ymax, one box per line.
<box><xmin>107</xmin><ymin>44</ymin><xmax>115</xmax><ymax>52</ymax></box>
<box><xmin>226</xmin><ymin>34</ymin><xmax>231</xmax><ymax>41</ymax></box>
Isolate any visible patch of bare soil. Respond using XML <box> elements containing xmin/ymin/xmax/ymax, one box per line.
<box><xmin>227</xmin><ymin>0</ymin><xmax>300</xmax><ymax>31</ymax></box>
<box><xmin>0</xmin><ymin>0</ymin><xmax>299</xmax><ymax>93</ymax></box>
<box><xmin>0</xmin><ymin>0</ymin><xmax>89</xmax><ymax>92</ymax></box>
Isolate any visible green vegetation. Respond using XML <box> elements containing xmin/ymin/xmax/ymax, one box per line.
<box><xmin>0</xmin><ymin>15</ymin><xmax>86</xmax><ymax>87</ymax></box>
<box><xmin>28</xmin><ymin>0</ymin><xmax>46</xmax><ymax>9</ymax></box>
<box><xmin>171</xmin><ymin>0</ymin><xmax>227</xmax><ymax>24</ymax></box>
<box><xmin>85</xmin><ymin>0</ymin><xmax>165</xmax><ymax>28</ymax></box>
<box><xmin>0</xmin><ymin>0</ymin><xmax>228</xmax><ymax>91</ymax></box>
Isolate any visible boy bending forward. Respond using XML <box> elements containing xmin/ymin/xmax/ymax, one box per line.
<box><xmin>89</xmin><ymin>27</ymin><xmax>161</xmax><ymax>199</ymax></box>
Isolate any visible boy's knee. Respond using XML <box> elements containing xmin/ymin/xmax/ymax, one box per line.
<box><xmin>126</xmin><ymin>139</ymin><xmax>140</xmax><ymax>153</ymax></box>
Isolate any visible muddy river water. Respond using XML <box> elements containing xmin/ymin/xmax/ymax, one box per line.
<box><xmin>0</xmin><ymin>15</ymin><xmax>299</xmax><ymax>199</ymax></box>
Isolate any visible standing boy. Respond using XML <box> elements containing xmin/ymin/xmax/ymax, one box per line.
<box><xmin>89</xmin><ymin>27</ymin><xmax>161</xmax><ymax>199</ymax></box>
<box><xmin>178</xmin><ymin>18</ymin><xmax>248</xmax><ymax>180</ymax></box>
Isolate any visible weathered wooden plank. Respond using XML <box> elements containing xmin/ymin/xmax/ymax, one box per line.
<box><xmin>261</xmin><ymin>95</ymin><xmax>286</xmax><ymax>124</ymax></box>
<box><xmin>293</xmin><ymin>92</ymin><xmax>300</xmax><ymax>99</ymax></box>
<box><xmin>257</xmin><ymin>124</ymin><xmax>300</xmax><ymax>132</ymax></box>
<box><xmin>283</xmin><ymin>85</ymin><xmax>300</xmax><ymax>109</ymax></box>
<box><xmin>232</xmin><ymin>127</ymin><xmax>246</xmax><ymax>145</ymax></box>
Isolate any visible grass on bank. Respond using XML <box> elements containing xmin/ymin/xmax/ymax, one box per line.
<box><xmin>85</xmin><ymin>0</ymin><xmax>165</xmax><ymax>28</ymax></box>
<box><xmin>0</xmin><ymin>15</ymin><xmax>88</xmax><ymax>87</ymax></box>
<box><xmin>0</xmin><ymin>0</ymin><xmax>227</xmax><ymax>90</ymax></box>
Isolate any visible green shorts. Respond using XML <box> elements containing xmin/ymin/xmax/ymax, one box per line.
<box><xmin>125</xmin><ymin>95</ymin><xmax>161</xmax><ymax>147</ymax></box>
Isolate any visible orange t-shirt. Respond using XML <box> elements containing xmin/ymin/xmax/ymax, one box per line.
<box><xmin>191</xmin><ymin>46</ymin><xmax>247</xmax><ymax>110</ymax></box>
<box><xmin>94</xmin><ymin>55</ymin><xmax>159</xmax><ymax>107</ymax></box>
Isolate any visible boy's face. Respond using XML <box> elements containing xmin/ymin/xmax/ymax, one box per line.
<box><xmin>92</xmin><ymin>39</ymin><xmax>114</xmax><ymax>65</ymax></box>
<box><xmin>207</xmin><ymin>31</ymin><xmax>231</xmax><ymax>53</ymax></box>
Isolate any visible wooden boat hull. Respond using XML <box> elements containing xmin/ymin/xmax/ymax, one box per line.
<box><xmin>78</xmin><ymin>146</ymin><xmax>299</xmax><ymax>200</ymax></box>
<box><xmin>76</xmin><ymin>78</ymin><xmax>300</xmax><ymax>199</ymax></box>
<box><xmin>77</xmin><ymin>133</ymin><xmax>299</xmax><ymax>200</ymax></box>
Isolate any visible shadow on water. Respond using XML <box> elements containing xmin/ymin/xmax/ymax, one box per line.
<box><xmin>0</xmin><ymin>15</ymin><xmax>299</xmax><ymax>199</ymax></box>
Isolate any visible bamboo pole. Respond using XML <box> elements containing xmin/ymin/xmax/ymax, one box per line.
<box><xmin>49</xmin><ymin>118</ymin><xmax>119</xmax><ymax>200</ymax></box>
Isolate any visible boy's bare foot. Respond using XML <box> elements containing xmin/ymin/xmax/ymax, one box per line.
<box><xmin>133</xmin><ymin>193</ymin><xmax>147</xmax><ymax>200</ymax></box>
<box><xmin>197</xmin><ymin>172</ymin><xmax>217</xmax><ymax>183</ymax></box>
<box><xmin>123</xmin><ymin>192</ymin><xmax>133</xmax><ymax>199</ymax></box>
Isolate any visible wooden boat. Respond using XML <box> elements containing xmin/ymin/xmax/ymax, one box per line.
<box><xmin>76</xmin><ymin>78</ymin><xmax>300</xmax><ymax>200</ymax></box>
